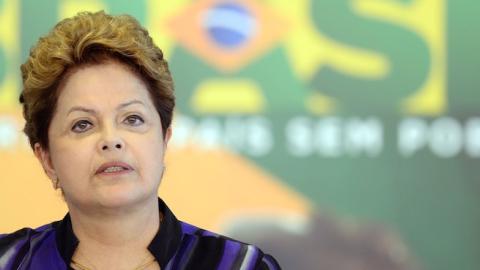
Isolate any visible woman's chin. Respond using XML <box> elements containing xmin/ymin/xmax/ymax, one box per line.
<box><xmin>79</xmin><ymin>185</ymin><xmax>152</xmax><ymax>212</ymax></box>
<box><xmin>98</xmin><ymin>195</ymin><xmax>138</xmax><ymax>209</ymax></box>
<box><xmin>96</xmin><ymin>189</ymin><xmax>150</xmax><ymax>209</ymax></box>
<box><xmin>64</xmin><ymin>180</ymin><xmax>158</xmax><ymax>213</ymax></box>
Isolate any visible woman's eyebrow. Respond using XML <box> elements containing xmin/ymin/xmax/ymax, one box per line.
<box><xmin>67</xmin><ymin>106</ymin><xmax>97</xmax><ymax>116</ymax></box>
<box><xmin>66</xmin><ymin>100</ymin><xmax>146</xmax><ymax>116</ymax></box>
<box><xmin>117</xmin><ymin>99</ymin><xmax>145</xmax><ymax>110</ymax></box>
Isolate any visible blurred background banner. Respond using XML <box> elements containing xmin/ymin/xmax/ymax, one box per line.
<box><xmin>1</xmin><ymin>0</ymin><xmax>479</xmax><ymax>269</ymax></box>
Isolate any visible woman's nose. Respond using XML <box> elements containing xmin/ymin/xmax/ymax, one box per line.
<box><xmin>101</xmin><ymin>142</ymin><xmax>123</xmax><ymax>151</ymax></box>
<box><xmin>98</xmin><ymin>126</ymin><xmax>125</xmax><ymax>152</ymax></box>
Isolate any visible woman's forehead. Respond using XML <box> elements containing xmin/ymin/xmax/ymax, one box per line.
<box><xmin>56</xmin><ymin>62</ymin><xmax>154</xmax><ymax>112</ymax></box>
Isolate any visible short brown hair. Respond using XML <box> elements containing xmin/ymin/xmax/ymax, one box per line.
<box><xmin>20</xmin><ymin>11</ymin><xmax>175</xmax><ymax>149</ymax></box>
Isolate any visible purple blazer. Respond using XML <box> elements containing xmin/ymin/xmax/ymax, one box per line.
<box><xmin>0</xmin><ymin>198</ymin><xmax>281</xmax><ymax>270</ymax></box>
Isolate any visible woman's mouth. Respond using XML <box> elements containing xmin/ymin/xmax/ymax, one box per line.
<box><xmin>103</xmin><ymin>166</ymin><xmax>128</xmax><ymax>173</ymax></box>
<box><xmin>96</xmin><ymin>162</ymin><xmax>134</xmax><ymax>176</ymax></box>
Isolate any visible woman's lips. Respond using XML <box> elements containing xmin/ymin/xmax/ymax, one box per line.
<box><xmin>96</xmin><ymin>169</ymin><xmax>132</xmax><ymax>176</ymax></box>
<box><xmin>95</xmin><ymin>161</ymin><xmax>134</xmax><ymax>175</ymax></box>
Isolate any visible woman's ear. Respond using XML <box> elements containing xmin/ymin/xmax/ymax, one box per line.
<box><xmin>34</xmin><ymin>143</ymin><xmax>58</xmax><ymax>188</ymax></box>
<box><xmin>164</xmin><ymin>126</ymin><xmax>172</xmax><ymax>146</ymax></box>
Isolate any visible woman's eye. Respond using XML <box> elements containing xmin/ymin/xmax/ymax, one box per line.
<box><xmin>71</xmin><ymin>120</ymin><xmax>92</xmax><ymax>133</ymax></box>
<box><xmin>124</xmin><ymin>115</ymin><xmax>144</xmax><ymax>126</ymax></box>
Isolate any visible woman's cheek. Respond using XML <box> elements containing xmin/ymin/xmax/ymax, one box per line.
<box><xmin>54</xmin><ymin>144</ymin><xmax>93</xmax><ymax>178</ymax></box>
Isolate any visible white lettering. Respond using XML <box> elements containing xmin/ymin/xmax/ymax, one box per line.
<box><xmin>285</xmin><ymin>117</ymin><xmax>313</xmax><ymax>157</ymax></box>
<box><xmin>429</xmin><ymin>117</ymin><xmax>462</xmax><ymax>158</ymax></box>
<box><xmin>245</xmin><ymin>117</ymin><xmax>273</xmax><ymax>156</ymax></box>
<box><xmin>465</xmin><ymin>118</ymin><xmax>480</xmax><ymax>157</ymax></box>
<box><xmin>315</xmin><ymin>117</ymin><xmax>342</xmax><ymax>157</ymax></box>
<box><xmin>398</xmin><ymin>118</ymin><xmax>428</xmax><ymax>157</ymax></box>
<box><xmin>344</xmin><ymin>118</ymin><xmax>383</xmax><ymax>157</ymax></box>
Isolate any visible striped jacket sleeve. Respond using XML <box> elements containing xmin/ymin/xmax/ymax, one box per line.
<box><xmin>256</xmin><ymin>254</ymin><xmax>282</xmax><ymax>270</ymax></box>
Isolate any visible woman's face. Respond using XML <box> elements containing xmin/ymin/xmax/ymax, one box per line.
<box><xmin>35</xmin><ymin>61</ymin><xmax>171</xmax><ymax>212</ymax></box>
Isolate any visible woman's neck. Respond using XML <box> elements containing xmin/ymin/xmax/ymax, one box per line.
<box><xmin>67</xmin><ymin>197</ymin><xmax>161</xmax><ymax>270</ymax></box>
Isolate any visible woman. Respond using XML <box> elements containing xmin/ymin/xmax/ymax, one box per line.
<box><xmin>0</xmin><ymin>11</ymin><xmax>281</xmax><ymax>270</ymax></box>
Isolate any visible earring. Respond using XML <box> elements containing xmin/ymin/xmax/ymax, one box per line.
<box><xmin>52</xmin><ymin>176</ymin><xmax>59</xmax><ymax>190</ymax></box>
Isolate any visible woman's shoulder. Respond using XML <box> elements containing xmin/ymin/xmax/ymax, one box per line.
<box><xmin>177</xmin><ymin>221</ymin><xmax>281</xmax><ymax>270</ymax></box>
<box><xmin>0</xmin><ymin>224</ymin><xmax>54</xmax><ymax>247</ymax></box>
<box><xmin>0</xmin><ymin>224</ymin><xmax>58</xmax><ymax>268</ymax></box>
